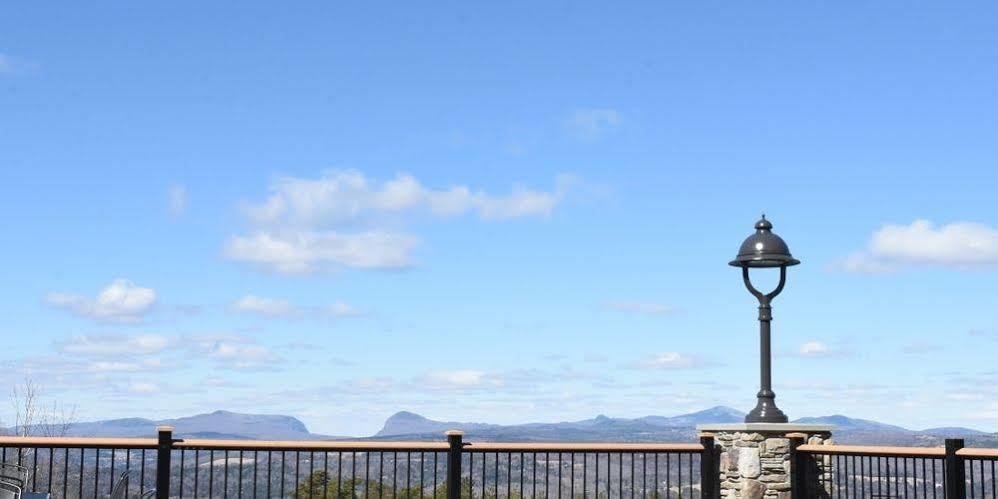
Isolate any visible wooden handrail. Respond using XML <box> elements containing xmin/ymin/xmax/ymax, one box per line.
<box><xmin>797</xmin><ymin>444</ymin><xmax>945</xmax><ymax>457</ymax></box>
<box><xmin>463</xmin><ymin>442</ymin><xmax>704</xmax><ymax>452</ymax></box>
<box><xmin>0</xmin><ymin>435</ymin><xmax>703</xmax><ymax>453</ymax></box>
<box><xmin>0</xmin><ymin>436</ymin><xmax>156</xmax><ymax>449</ymax></box>
<box><xmin>174</xmin><ymin>439</ymin><xmax>449</xmax><ymax>451</ymax></box>
<box><xmin>957</xmin><ymin>447</ymin><xmax>998</xmax><ymax>458</ymax></box>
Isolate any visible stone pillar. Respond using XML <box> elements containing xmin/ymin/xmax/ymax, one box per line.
<box><xmin>697</xmin><ymin>424</ymin><xmax>834</xmax><ymax>499</ymax></box>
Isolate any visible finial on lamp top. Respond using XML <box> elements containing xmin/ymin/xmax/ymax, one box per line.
<box><xmin>755</xmin><ymin>214</ymin><xmax>773</xmax><ymax>231</ymax></box>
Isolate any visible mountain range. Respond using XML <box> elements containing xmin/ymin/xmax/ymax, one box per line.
<box><xmin>8</xmin><ymin>410</ymin><xmax>333</xmax><ymax>440</ymax></box>
<box><xmin>10</xmin><ymin>407</ymin><xmax>997</xmax><ymax>447</ymax></box>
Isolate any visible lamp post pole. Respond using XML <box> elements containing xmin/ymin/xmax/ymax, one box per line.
<box><xmin>730</xmin><ymin>215</ymin><xmax>799</xmax><ymax>424</ymax></box>
<box><xmin>742</xmin><ymin>266</ymin><xmax>787</xmax><ymax>423</ymax></box>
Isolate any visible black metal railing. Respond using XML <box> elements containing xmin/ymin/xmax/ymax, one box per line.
<box><xmin>0</xmin><ymin>437</ymin><xmax>159</xmax><ymax>498</ymax></box>
<box><xmin>794</xmin><ymin>437</ymin><xmax>998</xmax><ymax>498</ymax></box>
<box><xmin>459</xmin><ymin>441</ymin><xmax>707</xmax><ymax>498</ymax></box>
<box><xmin>959</xmin><ymin>446</ymin><xmax>998</xmax><ymax>499</ymax></box>
<box><xmin>0</xmin><ymin>429</ymin><xmax>711</xmax><ymax>498</ymax></box>
<box><xmin>171</xmin><ymin>439</ymin><xmax>448</xmax><ymax>497</ymax></box>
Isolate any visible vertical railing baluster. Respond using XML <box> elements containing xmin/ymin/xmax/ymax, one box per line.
<box><xmin>558</xmin><ymin>452</ymin><xmax>563</xmax><ymax>499</ymax></box>
<box><xmin>654</xmin><ymin>453</ymin><xmax>659</xmax><ymax>498</ymax></box>
<box><xmin>619</xmin><ymin>452</ymin><xmax>623</xmax><ymax>498</ymax></box>
<box><xmin>208</xmin><ymin>450</ymin><xmax>214</xmax><ymax>498</ymax></box>
<box><xmin>280</xmin><ymin>451</ymin><xmax>286</xmax><ymax>498</ymax></box>
<box><xmin>179</xmin><ymin>449</ymin><xmax>184</xmax><ymax>499</ymax></box>
<box><xmin>238</xmin><ymin>450</ymin><xmax>244</xmax><ymax>498</ymax></box>
<box><xmin>194</xmin><ymin>450</ymin><xmax>200</xmax><ymax>499</ymax></box>
<box><xmin>668</xmin><ymin>454</ymin><xmax>672</xmax><ymax>497</ymax></box>
<box><xmin>62</xmin><ymin>448</ymin><xmax>68</xmax><ymax>499</ymax></box>
<box><xmin>507</xmin><ymin>452</ymin><xmax>512</xmax><ymax>498</ymax></box>
<box><xmin>569</xmin><ymin>453</ymin><xmax>574</xmax><ymax>498</ymax></box>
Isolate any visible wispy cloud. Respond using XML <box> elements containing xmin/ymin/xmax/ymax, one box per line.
<box><xmin>602</xmin><ymin>301</ymin><xmax>677</xmax><ymax>316</ymax></box>
<box><xmin>168</xmin><ymin>184</ymin><xmax>188</xmax><ymax>217</ymax></box>
<box><xmin>836</xmin><ymin>220</ymin><xmax>998</xmax><ymax>274</ymax></box>
<box><xmin>226</xmin><ymin>170</ymin><xmax>573</xmax><ymax>275</ymax></box>
<box><xmin>46</xmin><ymin>280</ymin><xmax>157</xmax><ymax>323</ymax></box>
<box><xmin>230</xmin><ymin>295</ymin><xmax>361</xmax><ymax>319</ymax></box>
<box><xmin>628</xmin><ymin>352</ymin><xmax>713</xmax><ymax>370</ymax></box>
<box><xmin>901</xmin><ymin>341</ymin><xmax>940</xmax><ymax>354</ymax></box>
<box><xmin>970</xmin><ymin>329</ymin><xmax>998</xmax><ymax>340</ymax></box>
<box><xmin>789</xmin><ymin>341</ymin><xmax>855</xmax><ymax>359</ymax></box>
<box><xmin>566</xmin><ymin>108</ymin><xmax>622</xmax><ymax>140</ymax></box>
<box><xmin>184</xmin><ymin>334</ymin><xmax>281</xmax><ymax>371</ymax></box>
<box><xmin>231</xmin><ymin>295</ymin><xmax>296</xmax><ymax>317</ymax></box>
<box><xmin>225</xmin><ymin>230</ymin><xmax>418</xmax><ymax>274</ymax></box>
<box><xmin>415</xmin><ymin>370</ymin><xmax>504</xmax><ymax>390</ymax></box>
<box><xmin>58</xmin><ymin>333</ymin><xmax>169</xmax><ymax>356</ymax></box>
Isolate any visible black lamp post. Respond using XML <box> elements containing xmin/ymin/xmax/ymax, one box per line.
<box><xmin>729</xmin><ymin>215</ymin><xmax>800</xmax><ymax>423</ymax></box>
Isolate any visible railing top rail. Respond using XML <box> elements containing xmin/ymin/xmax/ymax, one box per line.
<box><xmin>0</xmin><ymin>436</ymin><xmax>157</xmax><ymax>449</ymax></box>
<box><xmin>175</xmin><ymin>439</ymin><xmax>450</xmax><ymax>451</ymax></box>
<box><xmin>0</xmin><ymin>435</ymin><xmax>705</xmax><ymax>453</ymax></box>
<box><xmin>957</xmin><ymin>447</ymin><xmax>998</xmax><ymax>458</ymax></box>
<box><xmin>463</xmin><ymin>442</ymin><xmax>704</xmax><ymax>452</ymax></box>
<box><xmin>797</xmin><ymin>444</ymin><xmax>945</xmax><ymax>458</ymax></box>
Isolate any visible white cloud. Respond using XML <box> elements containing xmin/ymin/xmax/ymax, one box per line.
<box><xmin>227</xmin><ymin>171</ymin><xmax>572</xmax><ymax>275</ymax></box>
<box><xmin>968</xmin><ymin>403</ymin><xmax>998</xmax><ymax>420</ymax></box>
<box><xmin>792</xmin><ymin>341</ymin><xmax>854</xmax><ymax>359</ymax></box>
<box><xmin>47</xmin><ymin>279</ymin><xmax>156</xmax><ymax>323</ymax></box>
<box><xmin>629</xmin><ymin>352</ymin><xmax>709</xmax><ymax>370</ymax></box>
<box><xmin>168</xmin><ymin>184</ymin><xmax>188</xmax><ymax>216</ymax></box>
<box><xmin>838</xmin><ymin>220</ymin><xmax>998</xmax><ymax>273</ymax></box>
<box><xmin>901</xmin><ymin>341</ymin><xmax>940</xmax><ymax>354</ymax></box>
<box><xmin>59</xmin><ymin>334</ymin><xmax>168</xmax><ymax>356</ymax></box>
<box><xmin>187</xmin><ymin>334</ymin><xmax>280</xmax><ymax>370</ymax></box>
<box><xmin>86</xmin><ymin>359</ymin><xmax>166</xmax><ymax>373</ymax></box>
<box><xmin>225</xmin><ymin>230</ymin><xmax>418</xmax><ymax>274</ymax></box>
<box><xmin>800</xmin><ymin>341</ymin><xmax>829</xmax><ymax>356</ymax></box>
<box><xmin>231</xmin><ymin>295</ymin><xmax>296</xmax><ymax>317</ymax></box>
<box><xmin>602</xmin><ymin>301</ymin><xmax>677</xmax><ymax>316</ymax></box>
<box><xmin>324</xmin><ymin>301</ymin><xmax>359</xmax><ymax>317</ymax></box>
<box><xmin>242</xmin><ymin>170</ymin><xmax>568</xmax><ymax>226</ymax></box>
<box><xmin>416</xmin><ymin>370</ymin><xmax>503</xmax><ymax>390</ymax></box>
<box><xmin>230</xmin><ymin>295</ymin><xmax>361</xmax><ymax>320</ymax></box>
<box><xmin>969</xmin><ymin>329</ymin><xmax>998</xmax><ymax>340</ymax></box>
<box><xmin>128</xmin><ymin>382</ymin><xmax>160</xmax><ymax>394</ymax></box>
<box><xmin>566</xmin><ymin>108</ymin><xmax>622</xmax><ymax>139</ymax></box>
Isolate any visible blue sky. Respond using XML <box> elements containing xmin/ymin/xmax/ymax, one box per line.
<box><xmin>2</xmin><ymin>2</ymin><xmax>998</xmax><ymax>436</ymax></box>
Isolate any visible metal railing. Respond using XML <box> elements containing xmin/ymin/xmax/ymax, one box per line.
<box><xmin>0</xmin><ymin>436</ymin><xmax>159</xmax><ymax>498</ymax></box>
<box><xmin>459</xmin><ymin>440</ymin><xmax>707</xmax><ymax>498</ymax></box>
<box><xmin>0</xmin><ymin>428</ymin><xmax>711</xmax><ymax>498</ymax></box>
<box><xmin>793</xmin><ymin>437</ymin><xmax>998</xmax><ymax>498</ymax></box>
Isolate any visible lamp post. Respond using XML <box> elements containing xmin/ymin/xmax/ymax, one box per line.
<box><xmin>729</xmin><ymin>215</ymin><xmax>800</xmax><ymax>423</ymax></box>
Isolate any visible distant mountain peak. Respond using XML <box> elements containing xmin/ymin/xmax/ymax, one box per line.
<box><xmin>388</xmin><ymin>411</ymin><xmax>429</xmax><ymax>421</ymax></box>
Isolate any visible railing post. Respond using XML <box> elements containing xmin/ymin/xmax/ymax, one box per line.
<box><xmin>156</xmin><ymin>425</ymin><xmax>175</xmax><ymax>499</ymax></box>
<box><xmin>945</xmin><ymin>438</ymin><xmax>966</xmax><ymax>499</ymax></box>
<box><xmin>788</xmin><ymin>433</ymin><xmax>807</xmax><ymax>498</ymax></box>
<box><xmin>445</xmin><ymin>430</ymin><xmax>464</xmax><ymax>499</ymax></box>
<box><xmin>699</xmin><ymin>433</ymin><xmax>716</xmax><ymax>499</ymax></box>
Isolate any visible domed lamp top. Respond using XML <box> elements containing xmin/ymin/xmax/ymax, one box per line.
<box><xmin>729</xmin><ymin>215</ymin><xmax>801</xmax><ymax>268</ymax></box>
